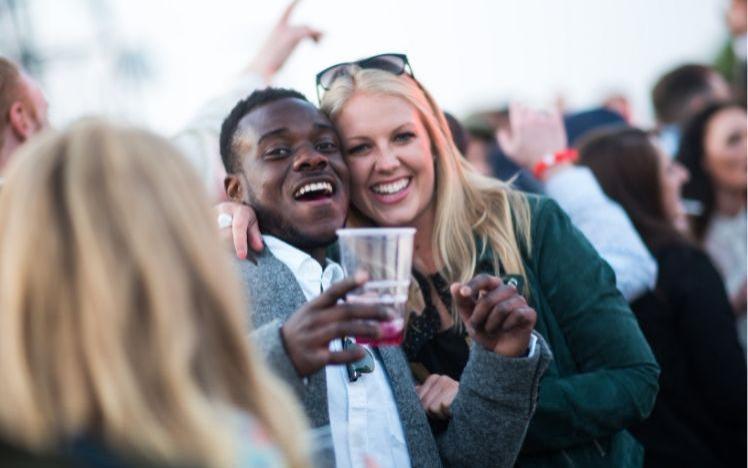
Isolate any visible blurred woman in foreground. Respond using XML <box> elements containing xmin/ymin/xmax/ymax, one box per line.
<box><xmin>0</xmin><ymin>120</ymin><xmax>308</xmax><ymax>467</ymax></box>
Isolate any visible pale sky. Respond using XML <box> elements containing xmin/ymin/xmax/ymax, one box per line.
<box><xmin>4</xmin><ymin>0</ymin><xmax>731</xmax><ymax>135</ymax></box>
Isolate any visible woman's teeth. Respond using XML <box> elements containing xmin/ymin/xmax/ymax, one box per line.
<box><xmin>372</xmin><ymin>178</ymin><xmax>409</xmax><ymax>195</ymax></box>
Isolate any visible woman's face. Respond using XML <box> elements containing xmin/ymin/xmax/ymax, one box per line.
<box><xmin>334</xmin><ymin>92</ymin><xmax>436</xmax><ymax>227</ymax></box>
<box><xmin>703</xmin><ymin>107</ymin><xmax>747</xmax><ymax>193</ymax></box>
<box><xmin>657</xmin><ymin>144</ymin><xmax>690</xmax><ymax>230</ymax></box>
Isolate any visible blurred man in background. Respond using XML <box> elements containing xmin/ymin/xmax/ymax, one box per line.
<box><xmin>651</xmin><ymin>63</ymin><xmax>732</xmax><ymax>155</ymax></box>
<box><xmin>0</xmin><ymin>57</ymin><xmax>48</xmax><ymax>172</ymax></box>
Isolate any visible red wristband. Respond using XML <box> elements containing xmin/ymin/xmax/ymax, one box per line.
<box><xmin>532</xmin><ymin>149</ymin><xmax>578</xmax><ymax>179</ymax></box>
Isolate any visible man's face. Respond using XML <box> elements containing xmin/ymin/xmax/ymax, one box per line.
<box><xmin>226</xmin><ymin>98</ymin><xmax>349</xmax><ymax>250</ymax></box>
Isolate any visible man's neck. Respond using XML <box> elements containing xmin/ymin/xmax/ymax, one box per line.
<box><xmin>306</xmin><ymin>247</ymin><xmax>327</xmax><ymax>266</ymax></box>
<box><xmin>263</xmin><ymin>233</ymin><xmax>328</xmax><ymax>267</ymax></box>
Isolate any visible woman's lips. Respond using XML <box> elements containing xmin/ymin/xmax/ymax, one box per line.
<box><xmin>369</xmin><ymin>177</ymin><xmax>412</xmax><ymax>204</ymax></box>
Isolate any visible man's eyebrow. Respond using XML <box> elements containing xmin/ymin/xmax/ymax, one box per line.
<box><xmin>315</xmin><ymin>122</ymin><xmax>335</xmax><ymax>131</ymax></box>
<box><xmin>257</xmin><ymin>127</ymin><xmax>288</xmax><ymax>145</ymax></box>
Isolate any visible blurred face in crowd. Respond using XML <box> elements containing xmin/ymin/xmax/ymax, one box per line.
<box><xmin>0</xmin><ymin>72</ymin><xmax>49</xmax><ymax>171</ymax></box>
<box><xmin>656</xmin><ymin>144</ymin><xmax>690</xmax><ymax>230</ymax></box>
<box><xmin>226</xmin><ymin>98</ymin><xmax>349</xmax><ymax>250</ymax></box>
<box><xmin>19</xmin><ymin>73</ymin><xmax>49</xmax><ymax>131</ymax></box>
<box><xmin>335</xmin><ymin>92</ymin><xmax>436</xmax><ymax>228</ymax></box>
<box><xmin>727</xmin><ymin>0</ymin><xmax>747</xmax><ymax>36</ymax></box>
<box><xmin>703</xmin><ymin>106</ymin><xmax>748</xmax><ymax>193</ymax></box>
<box><xmin>705</xmin><ymin>72</ymin><xmax>732</xmax><ymax>103</ymax></box>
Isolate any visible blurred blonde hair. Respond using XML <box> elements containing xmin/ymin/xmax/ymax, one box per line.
<box><xmin>0</xmin><ymin>119</ymin><xmax>308</xmax><ymax>468</ymax></box>
<box><xmin>321</xmin><ymin>68</ymin><xmax>532</xmax><ymax>312</ymax></box>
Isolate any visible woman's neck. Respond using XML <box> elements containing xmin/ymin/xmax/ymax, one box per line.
<box><xmin>412</xmin><ymin>205</ymin><xmax>438</xmax><ymax>274</ymax></box>
<box><xmin>714</xmin><ymin>186</ymin><xmax>747</xmax><ymax>217</ymax></box>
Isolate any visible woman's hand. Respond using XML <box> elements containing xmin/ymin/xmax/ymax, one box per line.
<box><xmin>415</xmin><ymin>374</ymin><xmax>459</xmax><ymax>420</ymax></box>
<box><xmin>451</xmin><ymin>274</ymin><xmax>536</xmax><ymax>357</ymax></box>
<box><xmin>214</xmin><ymin>202</ymin><xmax>264</xmax><ymax>259</ymax></box>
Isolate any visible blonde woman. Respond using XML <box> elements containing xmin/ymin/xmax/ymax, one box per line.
<box><xmin>227</xmin><ymin>54</ymin><xmax>660</xmax><ymax>467</ymax></box>
<box><xmin>0</xmin><ymin>120</ymin><xmax>308</xmax><ymax>468</ymax></box>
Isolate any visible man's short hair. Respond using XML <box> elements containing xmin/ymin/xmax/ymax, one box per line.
<box><xmin>219</xmin><ymin>87</ymin><xmax>309</xmax><ymax>174</ymax></box>
<box><xmin>0</xmin><ymin>57</ymin><xmax>22</xmax><ymax>147</ymax></box>
<box><xmin>651</xmin><ymin>64</ymin><xmax>722</xmax><ymax>125</ymax></box>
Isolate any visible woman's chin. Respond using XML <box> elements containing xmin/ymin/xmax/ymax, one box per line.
<box><xmin>361</xmin><ymin>199</ymin><xmax>433</xmax><ymax>229</ymax></box>
<box><xmin>368</xmin><ymin>210</ymin><xmax>416</xmax><ymax>228</ymax></box>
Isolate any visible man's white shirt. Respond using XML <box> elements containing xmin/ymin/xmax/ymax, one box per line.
<box><xmin>262</xmin><ymin>235</ymin><xmax>411</xmax><ymax>468</ymax></box>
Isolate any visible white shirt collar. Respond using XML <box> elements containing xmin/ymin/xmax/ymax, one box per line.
<box><xmin>262</xmin><ymin>235</ymin><xmax>344</xmax><ymax>301</ymax></box>
<box><xmin>262</xmin><ymin>235</ymin><xmax>317</xmax><ymax>275</ymax></box>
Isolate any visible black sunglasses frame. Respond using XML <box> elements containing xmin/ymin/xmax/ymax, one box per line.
<box><xmin>315</xmin><ymin>53</ymin><xmax>414</xmax><ymax>103</ymax></box>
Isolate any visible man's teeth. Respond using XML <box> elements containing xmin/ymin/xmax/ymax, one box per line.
<box><xmin>372</xmin><ymin>178</ymin><xmax>409</xmax><ymax>195</ymax></box>
<box><xmin>294</xmin><ymin>181</ymin><xmax>333</xmax><ymax>198</ymax></box>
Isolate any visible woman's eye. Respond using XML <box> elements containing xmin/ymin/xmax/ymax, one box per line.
<box><xmin>726</xmin><ymin>132</ymin><xmax>742</xmax><ymax>146</ymax></box>
<box><xmin>347</xmin><ymin>143</ymin><xmax>369</xmax><ymax>155</ymax></box>
<box><xmin>394</xmin><ymin>132</ymin><xmax>416</xmax><ymax>143</ymax></box>
<box><xmin>316</xmin><ymin>141</ymin><xmax>339</xmax><ymax>153</ymax></box>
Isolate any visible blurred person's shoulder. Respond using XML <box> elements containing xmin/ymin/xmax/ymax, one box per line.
<box><xmin>0</xmin><ymin>436</ymin><xmax>73</xmax><ymax>467</ymax></box>
<box><xmin>0</xmin><ymin>435</ymin><xmax>197</xmax><ymax>468</ymax></box>
<box><xmin>654</xmin><ymin>241</ymin><xmax>724</xmax><ymax>292</ymax></box>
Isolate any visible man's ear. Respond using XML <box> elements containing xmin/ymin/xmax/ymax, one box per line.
<box><xmin>225</xmin><ymin>174</ymin><xmax>247</xmax><ymax>203</ymax></box>
<box><xmin>8</xmin><ymin>101</ymin><xmax>34</xmax><ymax>142</ymax></box>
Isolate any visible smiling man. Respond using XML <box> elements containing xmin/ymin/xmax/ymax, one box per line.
<box><xmin>222</xmin><ymin>89</ymin><xmax>348</xmax><ymax>261</ymax></box>
<box><xmin>219</xmin><ymin>88</ymin><xmax>551</xmax><ymax>468</ymax></box>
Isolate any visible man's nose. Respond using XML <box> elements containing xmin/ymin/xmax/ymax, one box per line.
<box><xmin>293</xmin><ymin>147</ymin><xmax>328</xmax><ymax>172</ymax></box>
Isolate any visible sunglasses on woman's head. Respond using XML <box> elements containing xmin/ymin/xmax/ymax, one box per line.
<box><xmin>315</xmin><ymin>53</ymin><xmax>414</xmax><ymax>102</ymax></box>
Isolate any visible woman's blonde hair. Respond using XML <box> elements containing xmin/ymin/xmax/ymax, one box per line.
<box><xmin>0</xmin><ymin>119</ymin><xmax>308</xmax><ymax>467</ymax></box>
<box><xmin>321</xmin><ymin>68</ymin><xmax>532</xmax><ymax>311</ymax></box>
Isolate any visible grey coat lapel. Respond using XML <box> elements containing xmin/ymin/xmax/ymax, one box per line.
<box><xmin>376</xmin><ymin>346</ymin><xmax>443</xmax><ymax>468</ymax></box>
<box><xmin>236</xmin><ymin>250</ymin><xmax>330</xmax><ymax>428</ymax></box>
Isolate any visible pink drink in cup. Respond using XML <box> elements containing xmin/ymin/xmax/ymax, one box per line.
<box><xmin>345</xmin><ymin>286</ymin><xmax>407</xmax><ymax>345</ymax></box>
<box><xmin>336</xmin><ymin>228</ymin><xmax>415</xmax><ymax>346</ymax></box>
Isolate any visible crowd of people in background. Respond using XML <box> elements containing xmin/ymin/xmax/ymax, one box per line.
<box><xmin>0</xmin><ymin>0</ymin><xmax>745</xmax><ymax>467</ymax></box>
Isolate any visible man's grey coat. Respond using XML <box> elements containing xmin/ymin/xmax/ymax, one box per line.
<box><xmin>238</xmin><ymin>250</ymin><xmax>552</xmax><ymax>468</ymax></box>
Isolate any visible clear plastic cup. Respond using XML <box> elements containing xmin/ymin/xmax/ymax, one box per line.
<box><xmin>336</xmin><ymin>227</ymin><xmax>415</xmax><ymax>346</ymax></box>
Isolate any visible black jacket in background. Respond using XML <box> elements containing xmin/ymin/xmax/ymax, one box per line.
<box><xmin>629</xmin><ymin>243</ymin><xmax>747</xmax><ymax>468</ymax></box>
